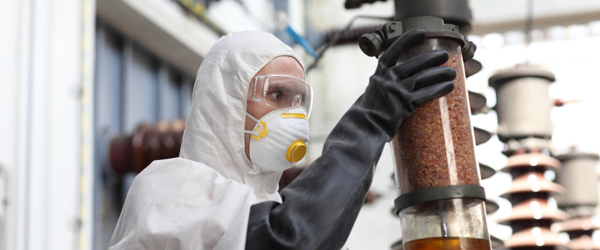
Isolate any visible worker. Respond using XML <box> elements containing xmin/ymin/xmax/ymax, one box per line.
<box><xmin>108</xmin><ymin>29</ymin><xmax>455</xmax><ymax>249</ymax></box>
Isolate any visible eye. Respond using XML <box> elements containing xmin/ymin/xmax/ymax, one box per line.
<box><xmin>270</xmin><ymin>91</ymin><xmax>282</xmax><ymax>100</ymax></box>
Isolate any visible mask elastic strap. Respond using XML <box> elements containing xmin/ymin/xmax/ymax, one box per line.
<box><xmin>244</xmin><ymin>112</ymin><xmax>260</xmax><ymax>136</ymax></box>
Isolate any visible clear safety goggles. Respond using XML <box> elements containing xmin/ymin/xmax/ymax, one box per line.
<box><xmin>247</xmin><ymin>74</ymin><xmax>313</xmax><ymax>117</ymax></box>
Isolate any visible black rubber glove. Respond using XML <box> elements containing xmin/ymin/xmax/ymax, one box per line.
<box><xmin>246</xmin><ymin>29</ymin><xmax>456</xmax><ymax>250</ymax></box>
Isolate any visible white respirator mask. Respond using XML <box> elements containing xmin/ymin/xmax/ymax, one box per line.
<box><xmin>245</xmin><ymin>106</ymin><xmax>309</xmax><ymax>173</ymax></box>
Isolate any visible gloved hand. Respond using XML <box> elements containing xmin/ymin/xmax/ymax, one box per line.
<box><xmin>246</xmin><ymin>29</ymin><xmax>456</xmax><ymax>250</ymax></box>
<box><xmin>363</xmin><ymin>29</ymin><xmax>456</xmax><ymax>140</ymax></box>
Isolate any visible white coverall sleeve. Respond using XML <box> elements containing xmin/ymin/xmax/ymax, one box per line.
<box><xmin>108</xmin><ymin>158</ymin><xmax>257</xmax><ymax>250</ymax></box>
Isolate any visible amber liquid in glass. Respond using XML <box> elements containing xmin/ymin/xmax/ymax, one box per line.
<box><xmin>404</xmin><ymin>237</ymin><xmax>491</xmax><ymax>250</ymax></box>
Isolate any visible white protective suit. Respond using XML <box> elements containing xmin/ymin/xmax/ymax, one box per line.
<box><xmin>108</xmin><ymin>31</ymin><xmax>305</xmax><ymax>250</ymax></box>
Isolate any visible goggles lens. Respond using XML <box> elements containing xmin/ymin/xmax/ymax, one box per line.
<box><xmin>248</xmin><ymin>74</ymin><xmax>313</xmax><ymax>116</ymax></box>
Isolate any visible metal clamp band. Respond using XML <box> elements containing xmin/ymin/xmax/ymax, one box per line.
<box><xmin>394</xmin><ymin>185</ymin><xmax>486</xmax><ymax>214</ymax></box>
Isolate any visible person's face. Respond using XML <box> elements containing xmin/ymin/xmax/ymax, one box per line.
<box><xmin>245</xmin><ymin>56</ymin><xmax>305</xmax><ymax>161</ymax></box>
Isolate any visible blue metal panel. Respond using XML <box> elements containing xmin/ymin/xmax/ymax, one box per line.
<box><xmin>93</xmin><ymin>20</ymin><xmax>197</xmax><ymax>250</ymax></box>
<box><xmin>180</xmin><ymin>77</ymin><xmax>194</xmax><ymax>118</ymax></box>
<box><xmin>123</xmin><ymin>43</ymin><xmax>159</xmax><ymax>133</ymax></box>
<box><xmin>95</xmin><ymin>25</ymin><xmax>123</xmax><ymax>133</ymax></box>
<box><xmin>158</xmin><ymin>65</ymin><xmax>181</xmax><ymax>121</ymax></box>
<box><xmin>93</xmin><ymin>23</ymin><xmax>125</xmax><ymax>250</ymax></box>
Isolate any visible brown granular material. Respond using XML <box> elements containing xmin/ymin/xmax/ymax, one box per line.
<box><xmin>393</xmin><ymin>53</ymin><xmax>479</xmax><ymax>194</ymax></box>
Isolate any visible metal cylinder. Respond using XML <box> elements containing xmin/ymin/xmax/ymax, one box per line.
<box><xmin>394</xmin><ymin>0</ymin><xmax>472</xmax><ymax>36</ymax></box>
<box><xmin>555</xmin><ymin>152</ymin><xmax>600</xmax><ymax>214</ymax></box>
<box><xmin>489</xmin><ymin>64</ymin><xmax>556</xmax><ymax>143</ymax></box>
<box><xmin>389</xmin><ymin>16</ymin><xmax>490</xmax><ymax>250</ymax></box>
<box><xmin>392</xmin><ymin>17</ymin><xmax>479</xmax><ymax>196</ymax></box>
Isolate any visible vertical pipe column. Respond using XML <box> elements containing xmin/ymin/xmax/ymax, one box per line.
<box><xmin>490</xmin><ymin>65</ymin><xmax>569</xmax><ymax>250</ymax></box>
<box><xmin>385</xmin><ymin>2</ymin><xmax>491</xmax><ymax>248</ymax></box>
<box><xmin>387</xmin><ymin>16</ymin><xmax>490</xmax><ymax>250</ymax></box>
<box><xmin>555</xmin><ymin>152</ymin><xmax>600</xmax><ymax>250</ymax></box>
